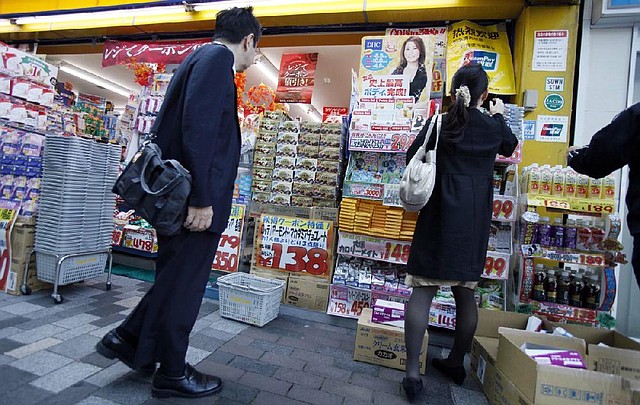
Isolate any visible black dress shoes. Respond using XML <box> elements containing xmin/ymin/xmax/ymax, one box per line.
<box><xmin>96</xmin><ymin>329</ymin><xmax>155</xmax><ymax>372</ymax></box>
<box><xmin>152</xmin><ymin>364</ymin><xmax>223</xmax><ymax>398</ymax></box>
<box><xmin>402</xmin><ymin>377</ymin><xmax>424</xmax><ymax>402</ymax></box>
<box><xmin>432</xmin><ymin>358</ymin><xmax>466</xmax><ymax>385</ymax></box>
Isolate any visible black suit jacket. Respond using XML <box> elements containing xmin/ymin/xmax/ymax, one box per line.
<box><xmin>151</xmin><ymin>43</ymin><xmax>240</xmax><ymax>234</ymax></box>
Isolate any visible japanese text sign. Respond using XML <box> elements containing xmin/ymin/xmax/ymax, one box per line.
<box><xmin>102</xmin><ymin>39</ymin><xmax>210</xmax><ymax>67</ymax></box>
<box><xmin>337</xmin><ymin>231</ymin><xmax>411</xmax><ymax>265</ymax></box>
<box><xmin>212</xmin><ymin>204</ymin><xmax>245</xmax><ymax>272</ymax></box>
<box><xmin>275</xmin><ymin>53</ymin><xmax>318</xmax><ymax>104</ymax></box>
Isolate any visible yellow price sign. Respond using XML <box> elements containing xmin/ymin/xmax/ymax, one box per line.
<box><xmin>570</xmin><ymin>199</ymin><xmax>615</xmax><ymax>214</ymax></box>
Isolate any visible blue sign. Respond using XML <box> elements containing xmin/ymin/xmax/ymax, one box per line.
<box><xmin>364</xmin><ymin>39</ymin><xmax>383</xmax><ymax>50</ymax></box>
<box><xmin>361</xmin><ymin>51</ymin><xmax>392</xmax><ymax>72</ymax></box>
<box><xmin>463</xmin><ymin>50</ymin><xmax>499</xmax><ymax>71</ymax></box>
<box><xmin>610</xmin><ymin>0</ymin><xmax>640</xmax><ymax>7</ymax></box>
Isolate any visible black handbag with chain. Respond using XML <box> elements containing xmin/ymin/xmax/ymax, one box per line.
<box><xmin>112</xmin><ymin>140</ymin><xmax>192</xmax><ymax>236</ymax></box>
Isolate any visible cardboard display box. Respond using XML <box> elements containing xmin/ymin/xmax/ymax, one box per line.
<box><xmin>10</xmin><ymin>222</ymin><xmax>35</xmax><ymax>262</ymax></box>
<box><xmin>285</xmin><ymin>276</ymin><xmax>330</xmax><ymax>311</ymax></box>
<box><xmin>4</xmin><ymin>258</ymin><xmax>51</xmax><ymax>295</ymax></box>
<box><xmin>494</xmin><ymin>366</ymin><xmax>533</xmax><ymax>405</ymax></box>
<box><xmin>250</xmin><ymin>269</ymin><xmax>289</xmax><ymax>303</ymax></box>
<box><xmin>496</xmin><ymin>327</ymin><xmax>635</xmax><ymax>405</ymax></box>
<box><xmin>354</xmin><ymin>308</ymin><xmax>429</xmax><ymax>374</ymax></box>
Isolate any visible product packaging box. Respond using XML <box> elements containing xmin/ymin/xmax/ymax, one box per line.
<box><xmin>493</xmin><ymin>367</ymin><xmax>533</xmax><ymax>405</ymax></box>
<box><xmin>285</xmin><ymin>276</ymin><xmax>330</xmax><ymax>311</ymax></box>
<box><xmin>10</xmin><ymin>221</ymin><xmax>35</xmax><ymax>262</ymax></box>
<box><xmin>371</xmin><ymin>299</ymin><xmax>405</xmax><ymax>328</ymax></box>
<box><xmin>250</xmin><ymin>269</ymin><xmax>288</xmax><ymax>303</ymax></box>
<box><xmin>496</xmin><ymin>327</ymin><xmax>635</xmax><ymax>405</ymax></box>
<box><xmin>4</xmin><ymin>257</ymin><xmax>51</xmax><ymax>295</ymax></box>
<box><xmin>354</xmin><ymin>308</ymin><xmax>428</xmax><ymax>374</ymax></box>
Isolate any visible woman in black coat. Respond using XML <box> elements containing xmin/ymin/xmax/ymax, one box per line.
<box><xmin>402</xmin><ymin>64</ymin><xmax>518</xmax><ymax>401</ymax></box>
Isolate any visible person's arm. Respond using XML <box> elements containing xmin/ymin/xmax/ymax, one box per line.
<box><xmin>569</xmin><ymin>106</ymin><xmax>639</xmax><ymax>178</ymax></box>
<box><xmin>494</xmin><ymin>114</ymin><xmax>518</xmax><ymax>157</ymax></box>
<box><xmin>181</xmin><ymin>48</ymin><xmax>233</xmax><ymax>207</ymax></box>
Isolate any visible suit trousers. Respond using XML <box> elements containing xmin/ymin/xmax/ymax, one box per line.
<box><xmin>633</xmin><ymin>233</ymin><xmax>640</xmax><ymax>291</ymax></box>
<box><xmin>118</xmin><ymin>229</ymin><xmax>220</xmax><ymax>371</ymax></box>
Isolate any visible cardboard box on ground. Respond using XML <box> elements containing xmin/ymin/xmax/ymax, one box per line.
<box><xmin>249</xmin><ymin>269</ymin><xmax>331</xmax><ymax>311</ymax></box>
<box><xmin>354</xmin><ymin>308</ymin><xmax>429</xmax><ymax>374</ymax></box>
<box><xmin>4</xmin><ymin>221</ymin><xmax>52</xmax><ymax>295</ymax></box>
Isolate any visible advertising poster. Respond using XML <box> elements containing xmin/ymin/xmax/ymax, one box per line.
<box><xmin>535</xmin><ymin>115</ymin><xmax>569</xmax><ymax>143</ymax></box>
<box><xmin>102</xmin><ymin>39</ymin><xmax>210</xmax><ymax>67</ymax></box>
<box><xmin>275</xmin><ymin>53</ymin><xmax>318</xmax><ymax>104</ymax></box>
<box><xmin>0</xmin><ymin>203</ymin><xmax>18</xmax><ymax>292</ymax></box>
<box><xmin>0</xmin><ymin>44</ymin><xmax>58</xmax><ymax>86</ymax></box>
<box><xmin>446</xmin><ymin>21</ymin><xmax>516</xmax><ymax>95</ymax></box>
<box><xmin>254</xmin><ymin>214</ymin><xmax>334</xmax><ymax>279</ymax></box>
<box><xmin>532</xmin><ymin>30</ymin><xmax>569</xmax><ymax>72</ymax></box>
<box><xmin>211</xmin><ymin>204</ymin><xmax>245</xmax><ymax>272</ymax></box>
<box><xmin>322</xmin><ymin>106</ymin><xmax>348</xmax><ymax>123</ymax></box>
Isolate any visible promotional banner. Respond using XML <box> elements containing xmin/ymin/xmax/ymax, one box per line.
<box><xmin>0</xmin><ymin>44</ymin><xmax>58</xmax><ymax>86</ymax></box>
<box><xmin>275</xmin><ymin>53</ymin><xmax>318</xmax><ymax>104</ymax></box>
<box><xmin>446</xmin><ymin>21</ymin><xmax>516</xmax><ymax>95</ymax></box>
<box><xmin>386</xmin><ymin>27</ymin><xmax>447</xmax><ymax>58</ymax></box>
<box><xmin>322</xmin><ymin>106</ymin><xmax>348</xmax><ymax>123</ymax></box>
<box><xmin>102</xmin><ymin>39</ymin><xmax>210</xmax><ymax>67</ymax></box>
<box><xmin>0</xmin><ymin>203</ymin><xmax>18</xmax><ymax>292</ymax></box>
<box><xmin>337</xmin><ymin>231</ymin><xmax>411</xmax><ymax>266</ymax></box>
<box><xmin>212</xmin><ymin>204</ymin><xmax>245</xmax><ymax>272</ymax></box>
<box><xmin>254</xmin><ymin>214</ymin><xmax>334</xmax><ymax>279</ymax></box>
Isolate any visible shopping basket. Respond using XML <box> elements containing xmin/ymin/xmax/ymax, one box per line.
<box><xmin>216</xmin><ymin>272</ymin><xmax>285</xmax><ymax>327</ymax></box>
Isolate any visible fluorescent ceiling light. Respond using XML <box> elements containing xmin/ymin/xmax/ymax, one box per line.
<box><xmin>194</xmin><ymin>0</ymin><xmax>337</xmax><ymax>11</ymax></box>
<box><xmin>14</xmin><ymin>5</ymin><xmax>186</xmax><ymax>25</ymax></box>
<box><xmin>60</xmin><ymin>63</ymin><xmax>133</xmax><ymax>98</ymax></box>
<box><xmin>255</xmin><ymin>60</ymin><xmax>279</xmax><ymax>85</ymax></box>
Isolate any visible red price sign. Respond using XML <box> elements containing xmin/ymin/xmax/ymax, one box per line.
<box><xmin>390</xmin><ymin>133</ymin><xmax>417</xmax><ymax>151</ymax></box>
<box><xmin>327</xmin><ymin>284</ymin><xmax>371</xmax><ymax>319</ymax></box>
<box><xmin>260</xmin><ymin>243</ymin><xmax>330</xmax><ymax>275</ymax></box>
<box><xmin>492</xmin><ymin>196</ymin><xmax>516</xmax><ymax>222</ymax></box>
<box><xmin>571</xmin><ymin>199</ymin><xmax>615</xmax><ymax>215</ymax></box>
<box><xmin>346</xmin><ymin>182</ymin><xmax>384</xmax><ymax>199</ymax></box>
<box><xmin>483</xmin><ymin>252</ymin><xmax>510</xmax><ymax>279</ymax></box>
<box><xmin>429</xmin><ymin>301</ymin><xmax>456</xmax><ymax>330</ymax></box>
<box><xmin>123</xmin><ymin>227</ymin><xmax>157</xmax><ymax>253</ymax></box>
<box><xmin>112</xmin><ymin>227</ymin><xmax>124</xmax><ymax>246</ymax></box>
<box><xmin>212</xmin><ymin>204</ymin><xmax>245</xmax><ymax>272</ymax></box>
<box><xmin>382</xmin><ymin>242</ymin><xmax>410</xmax><ymax>265</ymax></box>
<box><xmin>579</xmin><ymin>254</ymin><xmax>605</xmax><ymax>267</ymax></box>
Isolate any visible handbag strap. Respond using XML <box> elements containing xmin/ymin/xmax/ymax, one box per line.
<box><xmin>138</xmin><ymin>145</ymin><xmax>185</xmax><ymax>196</ymax></box>
<box><xmin>419</xmin><ymin>113</ymin><xmax>442</xmax><ymax>153</ymax></box>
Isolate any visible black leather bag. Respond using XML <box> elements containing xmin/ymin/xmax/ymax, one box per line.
<box><xmin>112</xmin><ymin>142</ymin><xmax>192</xmax><ymax>236</ymax></box>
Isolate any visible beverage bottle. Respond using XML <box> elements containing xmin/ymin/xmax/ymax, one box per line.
<box><xmin>528</xmin><ymin>164</ymin><xmax>540</xmax><ymax>194</ymax></box>
<box><xmin>590</xmin><ymin>220</ymin><xmax>606</xmax><ymax>252</ymax></box>
<box><xmin>557</xmin><ymin>270</ymin><xmax>571</xmax><ymax>305</ymax></box>
<box><xmin>576</xmin><ymin>219</ymin><xmax>592</xmax><ymax>252</ymax></box>
<box><xmin>584</xmin><ymin>275</ymin><xmax>601</xmax><ymax>310</ymax></box>
<box><xmin>550</xmin><ymin>218</ymin><xmax>564</xmax><ymax>250</ymax></box>
<box><xmin>564</xmin><ymin>168</ymin><xmax>577</xmax><ymax>197</ymax></box>
<box><xmin>564</xmin><ymin>218</ymin><xmax>577</xmax><ymax>251</ymax></box>
<box><xmin>545</xmin><ymin>269</ymin><xmax>558</xmax><ymax>303</ymax></box>
<box><xmin>576</xmin><ymin>173</ymin><xmax>590</xmax><ymax>199</ymax></box>
<box><xmin>552</xmin><ymin>165</ymin><xmax>565</xmax><ymax>196</ymax></box>
<box><xmin>589</xmin><ymin>176</ymin><xmax>603</xmax><ymax>199</ymax></box>
<box><xmin>581</xmin><ymin>269</ymin><xmax>593</xmax><ymax>307</ymax></box>
<box><xmin>569</xmin><ymin>270</ymin><xmax>584</xmax><ymax>307</ymax></box>
<box><xmin>493</xmin><ymin>169</ymin><xmax>502</xmax><ymax>195</ymax></box>
<box><xmin>540</xmin><ymin>165</ymin><xmax>553</xmax><ymax>195</ymax></box>
<box><xmin>537</xmin><ymin>217</ymin><xmax>552</xmax><ymax>248</ymax></box>
<box><xmin>532</xmin><ymin>264</ymin><xmax>547</xmax><ymax>301</ymax></box>
<box><xmin>603</xmin><ymin>174</ymin><xmax>616</xmax><ymax>200</ymax></box>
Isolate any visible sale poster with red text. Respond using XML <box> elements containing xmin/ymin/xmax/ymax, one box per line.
<box><xmin>337</xmin><ymin>231</ymin><xmax>411</xmax><ymax>266</ymax></box>
<box><xmin>254</xmin><ymin>214</ymin><xmax>334</xmax><ymax>279</ymax></box>
<box><xmin>275</xmin><ymin>53</ymin><xmax>318</xmax><ymax>104</ymax></box>
<box><xmin>0</xmin><ymin>206</ymin><xmax>18</xmax><ymax>292</ymax></box>
<box><xmin>212</xmin><ymin>204</ymin><xmax>245</xmax><ymax>272</ymax></box>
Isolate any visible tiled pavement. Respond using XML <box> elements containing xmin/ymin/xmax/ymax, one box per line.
<box><xmin>0</xmin><ymin>275</ymin><xmax>489</xmax><ymax>404</ymax></box>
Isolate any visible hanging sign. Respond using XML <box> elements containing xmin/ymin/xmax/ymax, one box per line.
<box><xmin>102</xmin><ymin>39</ymin><xmax>210</xmax><ymax>67</ymax></box>
<box><xmin>254</xmin><ymin>214</ymin><xmax>334</xmax><ymax>279</ymax></box>
<box><xmin>337</xmin><ymin>231</ymin><xmax>411</xmax><ymax>265</ymax></box>
<box><xmin>322</xmin><ymin>106</ymin><xmax>348</xmax><ymax>123</ymax></box>
<box><xmin>0</xmin><ymin>202</ymin><xmax>18</xmax><ymax>292</ymax></box>
<box><xmin>275</xmin><ymin>53</ymin><xmax>318</xmax><ymax>104</ymax></box>
<box><xmin>212</xmin><ymin>204</ymin><xmax>245</xmax><ymax>272</ymax></box>
<box><xmin>532</xmin><ymin>30</ymin><xmax>569</xmax><ymax>72</ymax></box>
<box><xmin>446</xmin><ymin>21</ymin><xmax>516</xmax><ymax>95</ymax></box>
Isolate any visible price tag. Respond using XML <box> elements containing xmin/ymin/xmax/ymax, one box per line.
<box><xmin>112</xmin><ymin>226</ymin><xmax>124</xmax><ymax>246</ymax></box>
<box><xmin>382</xmin><ymin>184</ymin><xmax>402</xmax><ymax>207</ymax></box>
<box><xmin>429</xmin><ymin>301</ymin><xmax>456</xmax><ymax>330</ymax></box>
<box><xmin>496</xmin><ymin>140</ymin><xmax>522</xmax><ymax>164</ymax></box>
<box><xmin>348</xmin><ymin>130</ymin><xmax>415</xmax><ymax>153</ymax></box>
<box><xmin>579</xmin><ymin>253</ymin><xmax>605</xmax><ymax>267</ymax></box>
<box><xmin>570</xmin><ymin>199</ymin><xmax>615</xmax><ymax>215</ymax></box>
<box><xmin>123</xmin><ymin>226</ymin><xmax>158</xmax><ymax>253</ymax></box>
<box><xmin>0</xmin><ymin>204</ymin><xmax>18</xmax><ymax>292</ymax></box>
<box><xmin>327</xmin><ymin>284</ymin><xmax>371</xmax><ymax>319</ymax></box>
<box><xmin>526</xmin><ymin>194</ymin><xmax>571</xmax><ymax>210</ymax></box>
<box><xmin>344</xmin><ymin>182</ymin><xmax>384</xmax><ymax>200</ymax></box>
<box><xmin>483</xmin><ymin>251</ymin><xmax>510</xmax><ymax>279</ymax></box>
<box><xmin>520</xmin><ymin>245</ymin><xmax>606</xmax><ymax>267</ymax></box>
<box><xmin>492</xmin><ymin>195</ymin><xmax>516</xmax><ymax>222</ymax></box>
<box><xmin>337</xmin><ymin>231</ymin><xmax>411</xmax><ymax>265</ymax></box>
<box><xmin>212</xmin><ymin>204</ymin><xmax>245</xmax><ymax>272</ymax></box>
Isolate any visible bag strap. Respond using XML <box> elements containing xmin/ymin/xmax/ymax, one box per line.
<box><xmin>433</xmin><ymin>114</ymin><xmax>442</xmax><ymax>152</ymax></box>
<box><xmin>419</xmin><ymin>113</ymin><xmax>442</xmax><ymax>152</ymax></box>
<box><xmin>138</xmin><ymin>145</ymin><xmax>184</xmax><ymax>196</ymax></box>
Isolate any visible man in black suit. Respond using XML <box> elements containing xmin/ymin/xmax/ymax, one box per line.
<box><xmin>96</xmin><ymin>7</ymin><xmax>261</xmax><ymax>399</ymax></box>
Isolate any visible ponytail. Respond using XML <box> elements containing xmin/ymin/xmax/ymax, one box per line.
<box><xmin>442</xmin><ymin>63</ymin><xmax>489</xmax><ymax>142</ymax></box>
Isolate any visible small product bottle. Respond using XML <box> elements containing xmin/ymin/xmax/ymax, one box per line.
<box><xmin>540</xmin><ymin>165</ymin><xmax>553</xmax><ymax>195</ymax></box>
<box><xmin>564</xmin><ymin>168</ymin><xmax>577</xmax><ymax>197</ymax></box>
<box><xmin>589</xmin><ymin>176</ymin><xmax>603</xmax><ymax>199</ymax></box>
<box><xmin>493</xmin><ymin>169</ymin><xmax>502</xmax><ymax>195</ymax></box>
<box><xmin>564</xmin><ymin>218</ymin><xmax>578</xmax><ymax>251</ymax></box>
<box><xmin>545</xmin><ymin>269</ymin><xmax>558</xmax><ymax>303</ymax></box>
<box><xmin>552</xmin><ymin>165</ymin><xmax>565</xmax><ymax>196</ymax></box>
<box><xmin>581</xmin><ymin>269</ymin><xmax>593</xmax><ymax>307</ymax></box>
<box><xmin>590</xmin><ymin>220</ymin><xmax>606</xmax><ymax>252</ymax></box>
<box><xmin>557</xmin><ymin>270</ymin><xmax>571</xmax><ymax>305</ymax></box>
<box><xmin>569</xmin><ymin>269</ymin><xmax>584</xmax><ymax>307</ymax></box>
<box><xmin>576</xmin><ymin>173</ymin><xmax>590</xmax><ymax>199</ymax></box>
<box><xmin>603</xmin><ymin>174</ymin><xmax>616</xmax><ymax>200</ymax></box>
<box><xmin>528</xmin><ymin>164</ymin><xmax>541</xmax><ymax>194</ymax></box>
<box><xmin>550</xmin><ymin>218</ymin><xmax>565</xmax><ymax>250</ymax></box>
<box><xmin>532</xmin><ymin>264</ymin><xmax>547</xmax><ymax>301</ymax></box>
<box><xmin>576</xmin><ymin>219</ymin><xmax>592</xmax><ymax>252</ymax></box>
<box><xmin>584</xmin><ymin>275</ymin><xmax>601</xmax><ymax>310</ymax></box>
<box><xmin>537</xmin><ymin>217</ymin><xmax>552</xmax><ymax>248</ymax></box>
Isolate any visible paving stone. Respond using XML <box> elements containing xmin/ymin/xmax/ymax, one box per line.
<box><xmin>321</xmin><ymin>378</ymin><xmax>372</xmax><ymax>402</ymax></box>
<box><xmin>30</xmin><ymin>362</ymin><xmax>101</xmax><ymax>393</ymax></box>
<box><xmin>0</xmin><ymin>326</ymin><xmax>22</xmax><ymax>339</ymax></box>
<box><xmin>423</xmin><ymin>378</ymin><xmax>455</xmax><ymax>405</ymax></box>
<box><xmin>86</xmin><ymin>304</ymin><xmax>128</xmax><ymax>317</ymax></box>
<box><xmin>252</xmin><ymin>391</ymin><xmax>307</xmax><ymax>405</ymax></box>
<box><xmin>218</xmin><ymin>380</ymin><xmax>259</xmax><ymax>404</ymax></box>
<box><xmin>350</xmin><ymin>372</ymin><xmax>401</xmax><ymax>395</ymax></box>
<box><xmin>287</xmin><ymin>383</ymin><xmax>343</xmax><ymax>405</ymax></box>
<box><xmin>0</xmin><ymin>315</ymin><xmax>30</xmax><ymax>329</ymax></box>
<box><xmin>185</xmin><ymin>346</ymin><xmax>211</xmax><ymax>366</ymax></box>
<box><xmin>5</xmin><ymin>337</ymin><xmax>62</xmax><ymax>359</ymax></box>
<box><xmin>91</xmin><ymin>313</ymin><xmax>128</xmax><ymax>328</ymax></box>
<box><xmin>9</xmin><ymin>324</ymin><xmax>67</xmax><ymax>344</ymax></box>
<box><xmin>41</xmin><ymin>381</ymin><xmax>101</xmax><ymax>405</ymax></box>
<box><xmin>16</xmin><ymin>315</ymin><xmax>66</xmax><ymax>329</ymax></box>
<box><xmin>48</xmin><ymin>333</ymin><xmax>100</xmax><ymax>360</ymax></box>
<box><xmin>85</xmin><ymin>362</ymin><xmax>131</xmax><ymax>388</ymax></box>
<box><xmin>0</xmin><ymin>353</ymin><xmax>13</xmax><ymax>365</ymax></box>
<box><xmin>80</xmin><ymin>351</ymin><xmax>118</xmax><ymax>368</ymax></box>
<box><xmin>209</xmin><ymin>319</ymin><xmax>249</xmax><ymax>335</ymax></box>
<box><xmin>76</xmin><ymin>396</ymin><xmax>121</xmax><ymax>405</ymax></box>
<box><xmin>378</xmin><ymin>366</ymin><xmax>406</xmax><ymax>381</ymax></box>
<box><xmin>238</xmin><ymin>371</ymin><xmax>292</xmax><ymax>396</ymax></box>
<box><xmin>260</xmin><ymin>351</ymin><xmax>305</xmax><ymax>370</ymax></box>
<box><xmin>228</xmin><ymin>335</ymin><xmax>253</xmax><ymax>346</ymax></box>
<box><xmin>373</xmin><ymin>390</ymin><xmax>415</xmax><ymax>405</ymax></box>
<box><xmin>196</xmin><ymin>360</ymin><xmax>245</xmax><ymax>382</ymax></box>
<box><xmin>273</xmin><ymin>368</ymin><xmax>324</xmax><ymax>389</ymax></box>
<box><xmin>303</xmin><ymin>363</ymin><xmax>351</xmax><ymax>381</ymax></box>
<box><xmin>53</xmin><ymin>313</ymin><xmax>100</xmax><ymax>329</ymax></box>
<box><xmin>249</xmin><ymin>339</ymin><xmax>294</xmax><ymax>356</ymax></box>
<box><xmin>0</xmin><ymin>365</ymin><xmax>39</xmax><ymax>394</ymax></box>
<box><xmin>199</xmin><ymin>300</ymin><xmax>219</xmax><ymax>314</ymax></box>
<box><xmin>54</xmin><ymin>323</ymin><xmax>100</xmax><ymax>341</ymax></box>
<box><xmin>188</xmin><ymin>333</ymin><xmax>225</xmax><ymax>352</ymax></box>
<box><xmin>2</xmin><ymin>302</ymin><xmax>44</xmax><ymax>315</ymax></box>
<box><xmin>277</xmin><ymin>336</ymin><xmax>319</xmax><ymax>351</ymax></box>
<box><xmin>198</xmin><ymin>328</ymin><xmax>237</xmax><ymax>341</ymax></box>
<box><xmin>332</xmin><ymin>355</ymin><xmax>380</xmax><ymax>375</ymax></box>
<box><xmin>113</xmin><ymin>296</ymin><xmax>142</xmax><ymax>309</ymax></box>
<box><xmin>228</xmin><ymin>356</ymin><xmax>279</xmax><ymax>376</ymax></box>
<box><xmin>219</xmin><ymin>342</ymin><xmax>264</xmax><ymax>360</ymax></box>
<box><xmin>22</xmin><ymin>306</ymin><xmax>66</xmax><ymax>320</ymax></box>
<box><xmin>89</xmin><ymin>321</ymin><xmax>126</xmax><ymax>338</ymax></box>
<box><xmin>11</xmin><ymin>350</ymin><xmax>75</xmax><ymax>376</ymax></box>
<box><xmin>212</xmin><ymin>399</ymin><xmax>246</xmax><ymax>405</ymax></box>
<box><xmin>203</xmin><ymin>349</ymin><xmax>236</xmax><ymax>365</ymax></box>
<box><xmin>0</xmin><ymin>337</ymin><xmax>25</xmax><ymax>353</ymax></box>
<box><xmin>262</xmin><ymin>326</ymin><xmax>305</xmax><ymax>339</ymax></box>
<box><xmin>343</xmin><ymin>398</ymin><xmax>374</xmax><ymax>405</ymax></box>
<box><xmin>93</xmin><ymin>372</ymin><xmax>152</xmax><ymax>405</ymax></box>
<box><xmin>451</xmin><ymin>384</ymin><xmax>489</xmax><ymax>405</ymax></box>
<box><xmin>314</xmin><ymin>344</ymin><xmax>353</xmax><ymax>358</ymax></box>
<box><xmin>1</xmin><ymin>382</ymin><xmax>51</xmax><ymax>405</ymax></box>
<box><xmin>239</xmin><ymin>327</ymin><xmax>280</xmax><ymax>342</ymax></box>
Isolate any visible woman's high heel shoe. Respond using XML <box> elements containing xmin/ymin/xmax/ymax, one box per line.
<box><xmin>432</xmin><ymin>358</ymin><xmax>466</xmax><ymax>385</ymax></box>
<box><xmin>402</xmin><ymin>377</ymin><xmax>423</xmax><ymax>402</ymax></box>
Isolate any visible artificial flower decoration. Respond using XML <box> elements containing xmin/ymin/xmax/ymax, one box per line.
<box><xmin>127</xmin><ymin>59</ymin><xmax>166</xmax><ymax>87</ymax></box>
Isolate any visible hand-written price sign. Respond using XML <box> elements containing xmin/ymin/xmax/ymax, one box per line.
<box><xmin>429</xmin><ymin>301</ymin><xmax>456</xmax><ymax>330</ymax></box>
<box><xmin>255</xmin><ymin>214</ymin><xmax>334</xmax><ymax>279</ymax></box>
<box><xmin>570</xmin><ymin>199</ymin><xmax>615</xmax><ymax>215</ymax></box>
<box><xmin>520</xmin><ymin>245</ymin><xmax>606</xmax><ymax>267</ymax></box>
<box><xmin>123</xmin><ymin>226</ymin><xmax>158</xmax><ymax>253</ymax></box>
<box><xmin>483</xmin><ymin>251</ymin><xmax>510</xmax><ymax>280</ymax></box>
<box><xmin>349</xmin><ymin>131</ymin><xmax>416</xmax><ymax>153</ymax></box>
<box><xmin>344</xmin><ymin>182</ymin><xmax>384</xmax><ymax>200</ymax></box>
<box><xmin>212</xmin><ymin>204</ymin><xmax>246</xmax><ymax>272</ymax></box>
<box><xmin>337</xmin><ymin>231</ymin><xmax>411</xmax><ymax>265</ymax></box>
<box><xmin>496</xmin><ymin>140</ymin><xmax>523</xmax><ymax>164</ymax></box>
<box><xmin>0</xmin><ymin>204</ymin><xmax>18</xmax><ymax>292</ymax></box>
<box><xmin>326</xmin><ymin>284</ymin><xmax>371</xmax><ymax>319</ymax></box>
<box><xmin>492</xmin><ymin>195</ymin><xmax>516</xmax><ymax>222</ymax></box>
<box><xmin>383</xmin><ymin>184</ymin><xmax>402</xmax><ymax>207</ymax></box>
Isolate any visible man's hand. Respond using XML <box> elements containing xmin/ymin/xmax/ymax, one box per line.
<box><xmin>489</xmin><ymin>98</ymin><xmax>505</xmax><ymax>116</ymax></box>
<box><xmin>184</xmin><ymin>206</ymin><xmax>213</xmax><ymax>232</ymax></box>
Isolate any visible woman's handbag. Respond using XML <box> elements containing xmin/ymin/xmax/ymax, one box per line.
<box><xmin>399</xmin><ymin>113</ymin><xmax>442</xmax><ymax>212</ymax></box>
<box><xmin>112</xmin><ymin>141</ymin><xmax>192</xmax><ymax>236</ymax></box>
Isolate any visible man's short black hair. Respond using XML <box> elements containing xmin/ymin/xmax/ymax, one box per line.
<box><xmin>213</xmin><ymin>6</ymin><xmax>262</xmax><ymax>46</ymax></box>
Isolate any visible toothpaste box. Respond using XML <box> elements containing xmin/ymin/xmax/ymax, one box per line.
<box><xmin>371</xmin><ymin>299</ymin><xmax>405</xmax><ymax>328</ymax></box>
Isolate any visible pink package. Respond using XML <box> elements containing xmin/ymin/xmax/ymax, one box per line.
<box><xmin>530</xmin><ymin>351</ymin><xmax>587</xmax><ymax>369</ymax></box>
<box><xmin>371</xmin><ymin>299</ymin><xmax>406</xmax><ymax>327</ymax></box>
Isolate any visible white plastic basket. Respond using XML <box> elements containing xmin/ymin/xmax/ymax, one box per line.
<box><xmin>36</xmin><ymin>252</ymin><xmax>108</xmax><ymax>285</ymax></box>
<box><xmin>216</xmin><ymin>272</ymin><xmax>285</xmax><ymax>327</ymax></box>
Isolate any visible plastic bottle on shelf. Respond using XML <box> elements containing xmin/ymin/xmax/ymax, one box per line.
<box><xmin>590</xmin><ymin>220</ymin><xmax>606</xmax><ymax>252</ymax></box>
<box><xmin>564</xmin><ymin>168</ymin><xmax>577</xmax><ymax>197</ymax></box>
<box><xmin>589</xmin><ymin>176</ymin><xmax>603</xmax><ymax>199</ymax></box>
<box><xmin>545</xmin><ymin>269</ymin><xmax>558</xmax><ymax>303</ymax></box>
<box><xmin>564</xmin><ymin>218</ymin><xmax>578</xmax><ymax>251</ymax></box>
<box><xmin>576</xmin><ymin>219</ymin><xmax>592</xmax><ymax>252</ymax></box>
<box><xmin>527</xmin><ymin>164</ymin><xmax>540</xmax><ymax>194</ymax></box>
<box><xmin>540</xmin><ymin>165</ymin><xmax>553</xmax><ymax>195</ymax></box>
<box><xmin>550</xmin><ymin>218</ymin><xmax>565</xmax><ymax>250</ymax></box>
<box><xmin>537</xmin><ymin>217</ymin><xmax>552</xmax><ymax>248</ymax></box>
<box><xmin>532</xmin><ymin>264</ymin><xmax>547</xmax><ymax>301</ymax></box>
<box><xmin>552</xmin><ymin>165</ymin><xmax>565</xmax><ymax>196</ymax></box>
<box><xmin>576</xmin><ymin>173</ymin><xmax>590</xmax><ymax>199</ymax></box>
<box><xmin>557</xmin><ymin>270</ymin><xmax>571</xmax><ymax>305</ymax></box>
<box><xmin>603</xmin><ymin>174</ymin><xmax>616</xmax><ymax>200</ymax></box>
<box><xmin>581</xmin><ymin>268</ymin><xmax>593</xmax><ymax>307</ymax></box>
<box><xmin>583</xmin><ymin>274</ymin><xmax>601</xmax><ymax>310</ymax></box>
<box><xmin>569</xmin><ymin>269</ymin><xmax>584</xmax><ymax>307</ymax></box>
